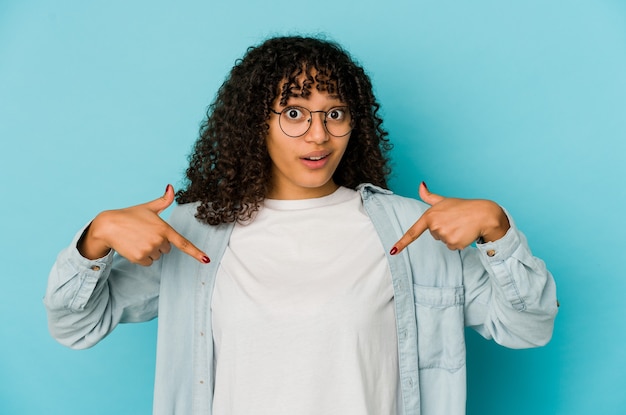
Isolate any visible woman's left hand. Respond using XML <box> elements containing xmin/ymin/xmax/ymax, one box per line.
<box><xmin>390</xmin><ymin>182</ymin><xmax>510</xmax><ymax>255</ymax></box>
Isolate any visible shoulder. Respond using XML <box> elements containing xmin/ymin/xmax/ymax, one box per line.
<box><xmin>358</xmin><ymin>183</ymin><xmax>428</xmax><ymax>224</ymax></box>
<box><xmin>168</xmin><ymin>202</ymin><xmax>226</xmax><ymax>237</ymax></box>
<box><xmin>169</xmin><ymin>202</ymin><xmax>201</xmax><ymax>227</ymax></box>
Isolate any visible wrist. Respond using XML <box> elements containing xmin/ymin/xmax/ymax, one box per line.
<box><xmin>478</xmin><ymin>202</ymin><xmax>510</xmax><ymax>243</ymax></box>
<box><xmin>77</xmin><ymin>214</ymin><xmax>112</xmax><ymax>260</ymax></box>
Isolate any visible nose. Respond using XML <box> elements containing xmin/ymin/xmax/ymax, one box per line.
<box><xmin>304</xmin><ymin>111</ymin><xmax>329</xmax><ymax>144</ymax></box>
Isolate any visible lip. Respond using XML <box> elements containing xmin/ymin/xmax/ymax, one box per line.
<box><xmin>300</xmin><ymin>151</ymin><xmax>331</xmax><ymax>169</ymax></box>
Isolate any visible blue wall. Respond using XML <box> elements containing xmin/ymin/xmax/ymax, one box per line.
<box><xmin>1</xmin><ymin>1</ymin><xmax>625</xmax><ymax>414</ymax></box>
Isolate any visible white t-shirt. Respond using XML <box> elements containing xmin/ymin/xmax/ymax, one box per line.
<box><xmin>211</xmin><ymin>187</ymin><xmax>399</xmax><ymax>414</ymax></box>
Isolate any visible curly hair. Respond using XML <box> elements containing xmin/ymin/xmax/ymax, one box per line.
<box><xmin>176</xmin><ymin>35</ymin><xmax>392</xmax><ymax>225</ymax></box>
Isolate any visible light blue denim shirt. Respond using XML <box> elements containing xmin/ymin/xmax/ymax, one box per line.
<box><xmin>44</xmin><ymin>184</ymin><xmax>558</xmax><ymax>415</ymax></box>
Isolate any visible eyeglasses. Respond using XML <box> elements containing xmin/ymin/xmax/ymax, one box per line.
<box><xmin>270</xmin><ymin>106</ymin><xmax>353</xmax><ymax>138</ymax></box>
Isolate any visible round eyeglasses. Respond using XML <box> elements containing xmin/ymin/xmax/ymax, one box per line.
<box><xmin>270</xmin><ymin>106</ymin><xmax>353</xmax><ymax>138</ymax></box>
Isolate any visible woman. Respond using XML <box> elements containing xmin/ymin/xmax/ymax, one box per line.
<box><xmin>45</xmin><ymin>36</ymin><xmax>558</xmax><ymax>415</ymax></box>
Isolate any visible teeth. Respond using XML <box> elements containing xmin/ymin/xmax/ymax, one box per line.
<box><xmin>307</xmin><ymin>155</ymin><xmax>325</xmax><ymax>161</ymax></box>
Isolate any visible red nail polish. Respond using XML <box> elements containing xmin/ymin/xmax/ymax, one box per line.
<box><xmin>389</xmin><ymin>247</ymin><xmax>398</xmax><ymax>255</ymax></box>
<box><xmin>201</xmin><ymin>256</ymin><xmax>210</xmax><ymax>264</ymax></box>
<box><xmin>422</xmin><ymin>181</ymin><xmax>429</xmax><ymax>192</ymax></box>
<box><xmin>165</xmin><ymin>184</ymin><xmax>171</xmax><ymax>193</ymax></box>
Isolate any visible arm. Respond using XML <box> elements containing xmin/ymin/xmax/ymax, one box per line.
<box><xmin>462</xmin><ymin>217</ymin><xmax>557</xmax><ymax>347</ymax></box>
<box><xmin>392</xmin><ymin>181</ymin><xmax>557</xmax><ymax>347</ymax></box>
<box><xmin>43</xmin><ymin>229</ymin><xmax>162</xmax><ymax>349</ymax></box>
<box><xmin>43</xmin><ymin>185</ymin><xmax>210</xmax><ymax>349</ymax></box>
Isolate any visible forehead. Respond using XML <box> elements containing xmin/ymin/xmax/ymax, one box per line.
<box><xmin>279</xmin><ymin>90</ymin><xmax>343</xmax><ymax>109</ymax></box>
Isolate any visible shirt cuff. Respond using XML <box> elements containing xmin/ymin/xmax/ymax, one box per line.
<box><xmin>64</xmin><ymin>223</ymin><xmax>115</xmax><ymax>310</ymax></box>
<box><xmin>474</xmin><ymin>209</ymin><xmax>527</xmax><ymax>311</ymax></box>
<box><xmin>475</xmin><ymin>208</ymin><xmax>521</xmax><ymax>263</ymax></box>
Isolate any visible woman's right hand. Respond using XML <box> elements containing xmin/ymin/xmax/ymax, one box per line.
<box><xmin>78</xmin><ymin>184</ymin><xmax>210</xmax><ymax>266</ymax></box>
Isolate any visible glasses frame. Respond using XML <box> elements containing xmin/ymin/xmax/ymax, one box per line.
<box><xmin>270</xmin><ymin>106</ymin><xmax>353</xmax><ymax>138</ymax></box>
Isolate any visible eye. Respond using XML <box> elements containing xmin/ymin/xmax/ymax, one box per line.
<box><xmin>327</xmin><ymin>108</ymin><xmax>346</xmax><ymax>121</ymax></box>
<box><xmin>283</xmin><ymin>107</ymin><xmax>305</xmax><ymax>121</ymax></box>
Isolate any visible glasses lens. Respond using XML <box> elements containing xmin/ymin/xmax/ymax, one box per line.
<box><xmin>279</xmin><ymin>107</ymin><xmax>309</xmax><ymax>137</ymax></box>
<box><xmin>278</xmin><ymin>106</ymin><xmax>352</xmax><ymax>137</ymax></box>
<box><xmin>324</xmin><ymin>107</ymin><xmax>352</xmax><ymax>137</ymax></box>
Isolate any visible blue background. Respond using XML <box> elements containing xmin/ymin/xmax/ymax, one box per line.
<box><xmin>1</xmin><ymin>0</ymin><xmax>625</xmax><ymax>414</ymax></box>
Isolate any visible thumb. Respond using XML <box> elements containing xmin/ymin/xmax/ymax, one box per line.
<box><xmin>144</xmin><ymin>184</ymin><xmax>176</xmax><ymax>214</ymax></box>
<box><xmin>419</xmin><ymin>181</ymin><xmax>445</xmax><ymax>206</ymax></box>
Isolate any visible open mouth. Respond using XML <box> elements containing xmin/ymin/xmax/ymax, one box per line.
<box><xmin>303</xmin><ymin>154</ymin><xmax>328</xmax><ymax>161</ymax></box>
<box><xmin>301</xmin><ymin>151</ymin><xmax>330</xmax><ymax>161</ymax></box>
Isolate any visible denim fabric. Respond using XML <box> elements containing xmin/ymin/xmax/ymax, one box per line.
<box><xmin>44</xmin><ymin>184</ymin><xmax>558</xmax><ymax>415</ymax></box>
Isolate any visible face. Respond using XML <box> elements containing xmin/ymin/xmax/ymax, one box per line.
<box><xmin>265</xmin><ymin>86</ymin><xmax>351</xmax><ymax>200</ymax></box>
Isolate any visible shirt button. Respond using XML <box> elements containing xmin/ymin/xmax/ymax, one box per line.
<box><xmin>486</xmin><ymin>249</ymin><xmax>496</xmax><ymax>257</ymax></box>
<box><xmin>90</xmin><ymin>265</ymin><xmax>101</xmax><ymax>271</ymax></box>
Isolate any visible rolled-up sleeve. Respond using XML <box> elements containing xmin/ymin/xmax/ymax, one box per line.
<box><xmin>462</xmin><ymin>215</ymin><xmax>558</xmax><ymax>348</ymax></box>
<box><xmin>44</xmin><ymin>225</ymin><xmax>161</xmax><ymax>349</ymax></box>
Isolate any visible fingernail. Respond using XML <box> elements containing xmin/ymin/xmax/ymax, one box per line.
<box><xmin>389</xmin><ymin>247</ymin><xmax>398</xmax><ymax>256</ymax></box>
<box><xmin>201</xmin><ymin>256</ymin><xmax>211</xmax><ymax>264</ymax></box>
<box><xmin>165</xmin><ymin>184</ymin><xmax>171</xmax><ymax>193</ymax></box>
<box><xmin>422</xmin><ymin>181</ymin><xmax>429</xmax><ymax>191</ymax></box>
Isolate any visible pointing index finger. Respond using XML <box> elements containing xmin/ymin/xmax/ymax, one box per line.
<box><xmin>165</xmin><ymin>226</ymin><xmax>210</xmax><ymax>264</ymax></box>
<box><xmin>390</xmin><ymin>216</ymin><xmax>428</xmax><ymax>256</ymax></box>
